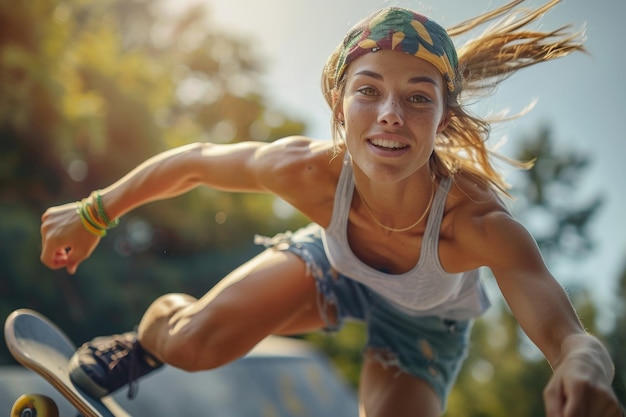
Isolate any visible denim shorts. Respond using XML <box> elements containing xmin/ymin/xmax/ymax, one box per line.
<box><xmin>255</xmin><ymin>223</ymin><xmax>472</xmax><ymax>407</ymax></box>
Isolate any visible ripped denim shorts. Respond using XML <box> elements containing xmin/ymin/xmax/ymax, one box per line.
<box><xmin>255</xmin><ymin>223</ymin><xmax>472</xmax><ymax>407</ymax></box>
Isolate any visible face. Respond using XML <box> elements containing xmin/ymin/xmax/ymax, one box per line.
<box><xmin>339</xmin><ymin>49</ymin><xmax>449</xmax><ymax>184</ymax></box>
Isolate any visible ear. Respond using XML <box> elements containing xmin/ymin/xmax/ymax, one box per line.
<box><xmin>331</xmin><ymin>89</ymin><xmax>341</xmax><ymax>107</ymax></box>
<box><xmin>332</xmin><ymin>89</ymin><xmax>345</xmax><ymax>125</ymax></box>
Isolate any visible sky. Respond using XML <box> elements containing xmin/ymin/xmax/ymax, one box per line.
<box><xmin>164</xmin><ymin>0</ymin><xmax>625</xmax><ymax>326</ymax></box>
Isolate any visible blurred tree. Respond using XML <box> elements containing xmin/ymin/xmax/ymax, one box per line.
<box><xmin>445</xmin><ymin>126</ymin><xmax>605</xmax><ymax>416</ymax></box>
<box><xmin>1</xmin><ymin>3</ymin><xmax>617</xmax><ymax>416</ymax></box>
<box><xmin>605</xmin><ymin>262</ymin><xmax>626</xmax><ymax>406</ymax></box>
<box><xmin>0</xmin><ymin>0</ymin><xmax>307</xmax><ymax>363</ymax></box>
<box><xmin>511</xmin><ymin>125</ymin><xmax>603</xmax><ymax>261</ymax></box>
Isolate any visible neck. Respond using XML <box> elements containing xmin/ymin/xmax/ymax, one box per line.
<box><xmin>353</xmin><ymin>170</ymin><xmax>437</xmax><ymax>233</ymax></box>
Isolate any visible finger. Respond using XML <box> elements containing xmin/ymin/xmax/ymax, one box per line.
<box><xmin>562</xmin><ymin>395</ymin><xmax>586</xmax><ymax>417</ymax></box>
<box><xmin>544</xmin><ymin>383</ymin><xmax>565</xmax><ymax>417</ymax></box>
<box><xmin>40</xmin><ymin>229</ymin><xmax>67</xmax><ymax>270</ymax></box>
<box><xmin>41</xmin><ymin>246</ymin><xmax>68</xmax><ymax>270</ymax></box>
<box><xmin>53</xmin><ymin>248</ymin><xmax>70</xmax><ymax>267</ymax></box>
<box><xmin>65</xmin><ymin>248</ymin><xmax>87</xmax><ymax>275</ymax></box>
<box><xmin>65</xmin><ymin>241</ymin><xmax>98</xmax><ymax>275</ymax></box>
<box><xmin>560</xmin><ymin>381</ymin><xmax>591</xmax><ymax>417</ymax></box>
<box><xmin>40</xmin><ymin>211</ymin><xmax>55</xmax><ymax>267</ymax></box>
<box><xmin>67</xmin><ymin>260</ymin><xmax>80</xmax><ymax>275</ymax></box>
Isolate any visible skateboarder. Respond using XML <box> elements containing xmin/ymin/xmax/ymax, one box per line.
<box><xmin>39</xmin><ymin>2</ymin><xmax>622</xmax><ymax>416</ymax></box>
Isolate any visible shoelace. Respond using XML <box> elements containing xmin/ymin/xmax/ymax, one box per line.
<box><xmin>95</xmin><ymin>334</ymin><xmax>142</xmax><ymax>399</ymax></box>
<box><xmin>126</xmin><ymin>340</ymin><xmax>140</xmax><ymax>399</ymax></box>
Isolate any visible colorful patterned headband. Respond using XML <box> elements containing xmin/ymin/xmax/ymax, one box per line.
<box><xmin>335</xmin><ymin>8</ymin><xmax>458</xmax><ymax>93</ymax></box>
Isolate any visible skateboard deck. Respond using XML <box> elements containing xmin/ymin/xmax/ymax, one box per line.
<box><xmin>4</xmin><ymin>309</ymin><xmax>131</xmax><ymax>417</ymax></box>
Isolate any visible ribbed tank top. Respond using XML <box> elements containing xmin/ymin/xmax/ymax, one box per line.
<box><xmin>322</xmin><ymin>156</ymin><xmax>490</xmax><ymax>319</ymax></box>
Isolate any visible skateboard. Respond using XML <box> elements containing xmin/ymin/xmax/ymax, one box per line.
<box><xmin>4</xmin><ymin>309</ymin><xmax>131</xmax><ymax>417</ymax></box>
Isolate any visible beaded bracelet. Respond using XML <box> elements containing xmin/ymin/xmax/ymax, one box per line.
<box><xmin>76</xmin><ymin>191</ymin><xmax>119</xmax><ymax>237</ymax></box>
<box><xmin>76</xmin><ymin>200</ymin><xmax>107</xmax><ymax>237</ymax></box>
<box><xmin>92</xmin><ymin>190</ymin><xmax>119</xmax><ymax>229</ymax></box>
<box><xmin>82</xmin><ymin>198</ymin><xmax>107</xmax><ymax>230</ymax></box>
<box><xmin>79</xmin><ymin>199</ymin><xmax>105</xmax><ymax>230</ymax></box>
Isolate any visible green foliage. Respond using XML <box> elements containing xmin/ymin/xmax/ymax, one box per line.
<box><xmin>444</xmin><ymin>127</ymin><xmax>610</xmax><ymax>416</ymax></box>
<box><xmin>511</xmin><ymin>125</ymin><xmax>603</xmax><ymax>260</ymax></box>
<box><xmin>0</xmin><ymin>0</ymin><xmax>307</xmax><ymax>364</ymax></box>
<box><xmin>303</xmin><ymin>322</ymin><xmax>368</xmax><ymax>387</ymax></box>
<box><xmin>1</xmin><ymin>1</ymin><xmax>621</xmax><ymax>415</ymax></box>
<box><xmin>604</xmin><ymin>263</ymin><xmax>626</xmax><ymax>405</ymax></box>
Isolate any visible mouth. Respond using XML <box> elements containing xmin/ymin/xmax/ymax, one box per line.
<box><xmin>368</xmin><ymin>138</ymin><xmax>409</xmax><ymax>151</ymax></box>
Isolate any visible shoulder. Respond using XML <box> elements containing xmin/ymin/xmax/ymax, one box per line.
<box><xmin>445</xmin><ymin>174</ymin><xmax>544</xmax><ymax>272</ymax></box>
<box><xmin>253</xmin><ymin>136</ymin><xmax>333</xmax><ymax>168</ymax></box>
<box><xmin>254</xmin><ymin>136</ymin><xmax>342</xmax><ymax>188</ymax></box>
<box><xmin>254</xmin><ymin>136</ymin><xmax>344</xmax><ymax>220</ymax></box>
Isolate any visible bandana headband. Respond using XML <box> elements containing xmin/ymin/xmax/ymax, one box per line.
<box><xmin>335</xmin><ymin>8</ymin><xmax>458</xmax><ymax>93</ymax></box>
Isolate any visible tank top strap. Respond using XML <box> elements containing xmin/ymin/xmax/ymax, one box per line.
<box><xmin>422</xmin><ymin>176</ymin><xmax>452</xmax><ymax>256</ymax></box>
<box><xmin>327</xmin><ymin>153</ymin><xmax>354</xmax><ymax>233</ymax></box>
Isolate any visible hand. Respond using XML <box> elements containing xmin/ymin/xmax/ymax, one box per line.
<box><xmin>544</xmin><ymin>355</ymin><xmax>623</xmax><ymax>417</ymax></box>
<box><xmin>40</xmin><ymin>202</ymin><xmax>101</xmax><ymax>274</ymax></box>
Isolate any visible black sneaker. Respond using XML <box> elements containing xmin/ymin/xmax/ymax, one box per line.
<box><xmin>69</xmin><ymin>331</ymin><xmax>163</xmax><ymax>399</ymax></box>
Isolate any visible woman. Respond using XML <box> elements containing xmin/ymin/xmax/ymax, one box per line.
<box><xmin>39</xmin><ymin>2</ymin><xmax>622</xmax><ymax>416</ymax></box>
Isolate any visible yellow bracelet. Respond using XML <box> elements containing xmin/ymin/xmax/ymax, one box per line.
<box><xmin>76</xmin><ymin>203</ymin><xmax>107</xmax><ymax>237</ymax></box>
<box><xmin>82</xmin><ymin>198</ymin><xmax>108</xmax><ymax>230</ymax></box>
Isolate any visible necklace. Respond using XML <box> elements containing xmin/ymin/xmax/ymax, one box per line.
<box><xmin>358</xmin><ymin>180</ymin><xmax>435</xmax><ymax>233</ymax></box>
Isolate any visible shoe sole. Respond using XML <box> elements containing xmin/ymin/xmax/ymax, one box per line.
<box><xmin>68</xmin><ymin>353</ymin><xmax>110</xmax><ymax>399</ymax></box>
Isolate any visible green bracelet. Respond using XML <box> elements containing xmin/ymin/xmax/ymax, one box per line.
<box><xmin>93</xmin><ymin>191</ymin><xmax>119</xmax><ymax>229</ymax></box>
<box><xmin>76</xmin><ymin>202</ymin><xmax>106</xmax><ymax>237</ymax></box>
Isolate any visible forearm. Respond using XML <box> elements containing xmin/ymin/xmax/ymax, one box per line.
<box><xmin>98</xmin><ymin>143</ymin><xmax>209</xmax><ymax>220</ymax></box>
<box><xmin>39</xmin><ymin>141</ymin><xmax>260</xmax><ymax>273</ymax></box>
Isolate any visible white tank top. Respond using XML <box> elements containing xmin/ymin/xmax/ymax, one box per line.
<box><xmin>322</xmin><ymin>156</ymin><xmax>490</xmax><ymax>319</ymax></box>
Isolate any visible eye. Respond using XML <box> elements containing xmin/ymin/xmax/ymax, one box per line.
<box><xmin>357</xmin><ymin>86</ymin><xmax>377</xmax><ymax>96</ymax></box>
<box><xmin>409</xmin><ymin>94</ymin><xmax>431</xmax><ymax>104</ymax></box>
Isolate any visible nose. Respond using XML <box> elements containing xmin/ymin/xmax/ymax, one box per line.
<box><xmin>377</xmin><ymin>95</ymin><xmax>404</xmax><ymax>126</ymax></box>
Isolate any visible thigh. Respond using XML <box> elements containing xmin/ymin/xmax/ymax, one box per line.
<box><xmin>362</xmin><ymin>301</ymin><xmax>472</xmax><ymax>414</ymax></box>
<box><xmin>142</xmin><ymin>248</ymin><xmax>327</xmax><ymax>370</ymax></box>
<box><xmin>358</xmin><ymin>354</ymin><xmax>442</xmax><ymax>417</ymax></box>
<box><xmin>174</xmin><ymin>248</ymin><xmax>325</xmax><ymax>345</ymax></box>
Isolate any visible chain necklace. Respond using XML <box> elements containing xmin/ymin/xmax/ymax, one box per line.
<box><xmin>358</xmin><ymin>180</ymin><xmax>435</xmax><ymax>233</ymax></box>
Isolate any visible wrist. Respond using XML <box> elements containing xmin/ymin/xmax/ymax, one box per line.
<box><xmin>558</xmin><ymin>333</ymin><xmax>615</xmax><ymax>382</ymax></box>
<box><xmin>76</xmin><ymin>190</ymin><xmax>120</xmax><ymax>237</ymax></box>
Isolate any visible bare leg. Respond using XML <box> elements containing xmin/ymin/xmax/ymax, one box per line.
<box><xmin>136</xmin><ymin>248</ymin><xmax>325</xmax><ymax>372</ymax></box>
<box><xmin>358</xmin><ymin>352</ymin><xmax>442</xmax><ymax>417</ymax></box>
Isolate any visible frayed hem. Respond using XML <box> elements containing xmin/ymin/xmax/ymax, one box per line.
<box><xmin>364</xmin><ymin>346</ymin><xmax>447</xmax><ymax>409</ymax></box>
<box><xmin>364</xmin><ymin>347</ymin><xmax>405</xmax><ymax>378</ymax></box>
<box><xmin>254</xmin><ymin>232</ymin><xmax>342</xmax><ymax>332</ymax></box>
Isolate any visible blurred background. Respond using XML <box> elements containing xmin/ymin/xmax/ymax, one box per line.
<box><xmin>1</xmin><ymin>0</ymin><xmax>624</xmax><ymax>415</ymax></box>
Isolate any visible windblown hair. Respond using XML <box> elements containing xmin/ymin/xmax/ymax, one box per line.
<box><xmin>321</xmin><ymin>0</ymin><xmax>585</xmax><ymax>197</ymax></box>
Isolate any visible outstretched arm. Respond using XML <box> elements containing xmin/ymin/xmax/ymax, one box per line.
<box><xmin>40</xmin><ymin>138</ymin><xmax>311</xmax><ymax>274</ymax></box>
<box><xmin>478</xmin><ymin>212</ymin><xmax>621</xmax><ymax>416</ymax></box>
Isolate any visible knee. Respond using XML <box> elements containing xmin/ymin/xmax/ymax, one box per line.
<box><xmin>160</xmin><ymin>326</ymin><xmax>236</xmax><ymax>372</ymax></box>
<box><xmin>161</xmin><ymin>336</ymin><xmax>216</xmax><ymax>372</ymax></box>
<box><xmin>157</xmin><ymin>302</ymin><xmax>238</xmax><ymax>372</ymax></box>
<box><xmin>147</xmin><ymin>293</ymin><xmax>198</xmax><ymax>316</ymax></box>
<box><xmin>138</xmin><ymin>293</ymin><xmax>206</xmax><ymax>370</ymax></box>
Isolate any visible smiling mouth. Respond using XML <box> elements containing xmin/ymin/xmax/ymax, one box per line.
<box><xmin>369</xmin><ymin>138</ymin><xmax>408</xmax><ymax>150</ymax></box>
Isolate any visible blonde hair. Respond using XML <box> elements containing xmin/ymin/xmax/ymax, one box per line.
<box><xmin>321</xmin><ymin>0</ymin><xmax>585</xmax><ymax>197</ymax></box>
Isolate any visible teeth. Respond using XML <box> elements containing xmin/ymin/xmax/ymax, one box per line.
<box><xmin>370</xmin><ymin>138</ymin><xmax>406</xmax><ymax>149</ymax></box>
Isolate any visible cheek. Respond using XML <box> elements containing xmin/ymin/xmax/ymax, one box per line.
<box><xmin>407</xmin><ymin>111</ymin><xmax>441</xmax><ymax>134</ymax></box>
<box><xmin>343</xmin><ymin>99</ymin><xmax>375</xmax><ymax>126</ymax></box>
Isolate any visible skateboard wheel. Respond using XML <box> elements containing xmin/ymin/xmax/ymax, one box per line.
<box><xmin>10</xmin><ymin>394</ymin><xmax>59</xmax><ymax>417</ymax></box>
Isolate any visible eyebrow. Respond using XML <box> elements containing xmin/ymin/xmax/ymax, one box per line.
<box><xmin>353</xmin><ymin>70</ymin><xmax>440</xmax><ymax>87</ymax></box>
